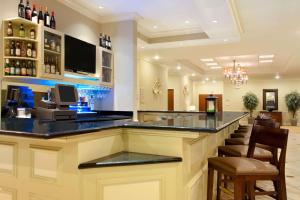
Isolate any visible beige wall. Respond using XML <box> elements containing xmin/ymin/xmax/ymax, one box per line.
<box><xmin>138</xmin><ymin>59</ymin><xmax>168</xmax><ymax>111</ymax></box>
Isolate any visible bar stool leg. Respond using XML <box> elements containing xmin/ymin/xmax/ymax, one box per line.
<box><xmin>247</xmin><ymin>180</ymin><xmax>255</xmax><ymax>200</ymax></box>
<box><xmin>278</xmin><ymin>177</ymin><xmax>287</xmax><ymax>200</ymax></box>
<box><xmin>234</xmin><ymin>177</ymin><xmax>245</xmax><ymax>200</ymax></box>
<box><xmin>207</xmin><ymin>167</ymin><xmax>214</xmax><ymax>200</ymax></box>
<box><xmin>216</xmin><ymin>172</ymin><xmax>222</xmax><ymax>200</ymax></box>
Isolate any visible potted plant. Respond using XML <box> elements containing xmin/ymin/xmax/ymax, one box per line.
<box><xmin>285</xmin><ymin>91</ymin><xmax>300</xmax><ymax>126</ymax></box>
<box><xmin>242</xmin><ymin>92</ymin><xmax>259</xmax><ymax>124</ymax></box>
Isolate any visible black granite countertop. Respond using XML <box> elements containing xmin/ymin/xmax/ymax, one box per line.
<box><xmin>0</xmin><ymin>112</ymin><xmax>248</xmax><ymax>139</ymax></box>
<box><xmin>78</xmin><ymin>151</ymin><xmax>182</xmax><ymax>169</ymax></box>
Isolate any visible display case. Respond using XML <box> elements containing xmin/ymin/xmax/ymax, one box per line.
<box><xmin>2</xmin><ymin>18</ymin><xmax>40</xmax><ymax>78</ymax></box>
<box><xmin>39</xmin><ymin>26</ymin><xmax>64</xmax><ymax>79</ymax></box>
<box><xmin>99</xmin><ymin>47</ymin><xmax>114</xmax><ymax>87</ymax></box>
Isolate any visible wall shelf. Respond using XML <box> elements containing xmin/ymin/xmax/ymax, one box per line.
<box><xmin>4</xmin><ymin>36</ymin><xmax>38</xmax><ymax>43</ymax></box>
<box><xmin>4</xmin><ymin>56</ymin><xmax>38</xmax><ymax>61</ymax></box>
<box><xmin>44</xmin><ymin>49</ymin><xmax>61</xmax><ymax>55</ymax></box>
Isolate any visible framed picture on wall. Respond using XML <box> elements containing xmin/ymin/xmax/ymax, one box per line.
<box><xmin>263</xmin><ymin>89</ymin><xmax>278</xmax><ymax>111</ymax></box>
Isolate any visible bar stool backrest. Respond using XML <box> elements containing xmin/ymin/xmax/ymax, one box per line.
<box><xmin>247</xmin><ymin>125</ymin><xmax>289</xmax><ymax>172</ymax></box>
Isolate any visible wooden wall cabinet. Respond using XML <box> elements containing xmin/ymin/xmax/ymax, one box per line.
<box><xmin>99</xmin><ymin>47</ymin><xmax>114</xmax><ymax>87</ymax></box>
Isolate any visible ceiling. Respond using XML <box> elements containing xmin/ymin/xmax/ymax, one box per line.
<box><xmin>58</xmin><ymin>0</ymin><xmax>300</xmax><ymax>80</ymax></box>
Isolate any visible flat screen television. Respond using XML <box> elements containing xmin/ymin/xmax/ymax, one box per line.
<box><xmin>64</xmin><ymin>35</ymin><xmax>96</xmax><ymax>74</ymax></box>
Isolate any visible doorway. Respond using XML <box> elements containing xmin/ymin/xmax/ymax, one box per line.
<box><xmin>168</xmin><ymin>89</ymin><xmax>174</xmax><ymax>111</ymax></box>
<box><xmin>199</xmin><ymin>94</ymin><xmax>223</xmax><ymax>112</ymax></box>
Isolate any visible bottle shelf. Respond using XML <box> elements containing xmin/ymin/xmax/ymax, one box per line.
<box><xmin>4</xmin><ymin>75</ymin><xmax>37</xmax><ymax>79</ymax></box>
<box><xmin>4</xmin><ymin>56</ymin><xmax>37</xmax><ymax>61</ymax></box>
<box><xmin>4</xmin><ymin>36</ymin><xmax>38</xmax><ymax>42</ymax></box>
<box><xmin>44</xmin><ymin>48</ymin><xmax>61</xmax><ymax>55</ymax></box>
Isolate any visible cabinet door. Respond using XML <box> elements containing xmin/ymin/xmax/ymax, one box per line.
<box><xmin>101</xmin><ymin>49</ymin><xmax>113</xmax><ymax>87</ymax></box>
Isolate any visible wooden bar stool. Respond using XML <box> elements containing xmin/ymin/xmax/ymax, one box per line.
<box><xmin>207</xmin><ymin>125</ymin><xmax>289</xmax><ymax>200</ymax></box>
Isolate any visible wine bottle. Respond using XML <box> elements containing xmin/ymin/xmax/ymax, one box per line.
<box><xmin>21</xmin><ymin>42</ymin><xmax>27</xmax><ymax>57</ymax></box>
<box><xmin>31</xmin><ymin>4</ymin><xmax>38</xmax><ymax>24</ymax></box>
<box><xmin>15</xmin><ymin>42</ymin><xmax>21</xmax><ymax>57</ymax></box>
<box><xmin>50</xmin><ymin>57</ymin><xmax>56</xmax><ymax>74</ymax></box>
<box><xmin>21</xmin><ymin>61</ymin><xmax>27</xmax><ymax>76</ymax></box>
<box><xmin>5</xmin><ymin>41</ymin><xmax>10</xmax><ymax>56</ymax></box>
<box><xmin>30</xmin><ymin>28</ymin><xmax>35</xmax><ymax>39</ymax></box>
<box><xmin>55</xmin><ymin>57</ymin><xmax>59</xmax><ymax>75</ymax></box>
<box><xmin>99</xmin><ymin>33</ymin><xmax>103</xmax><ymax>47</ymax></box>
<box><xmin>26</xmin><ymin>43</ymin><xmax>32</xmax><ymax>57</ymax></box>
<box><xmin>108</xmin><ymin>36</ymin><xmax>112</xmax><ymax>50</ymax></box>
<box><xmin>27</xmin><ymin>61</ymin><xmax>33</xmax><ymax>76</ymax></box>
<box><xmin>38</xmin><ymin>6</ymin><xmax>44</xmax><ymax>24</ymax></box>
<box><xmin>18</xmin><ymin>0</ymin><xmax>25</xmax><ymax>18</ymax></box>
<box><xmin>50</xmin><ymin>11</ymin><xmax>56</xmax><ymax>29</ymax></box>
<box><xmin>104</xmin><ymin>35</ymin><xmax>108</xmax><ymax>49</ymax></box>
<box><xmin>32</xmin><ymin>62</ymin><xmax>36</xmax><ymax>76</ymax></box>
<box><xmin>44</xmin><ymin>7</ymin><xmax>50</xmax><ymax>27</ymax></box>
<box><xmin>25</xmin><ymin>0</ymin><xmax>31</xmax><ymax>20</ymax></box>
<box><xmin>15</xmin><ymin>60</ymin><xmax>21</xmax><ymax>76</ymax></box>
<box><xmin>10</xmin><ymin>60</ymin><xmax>16</xmax><ymax>76</ymax></box>
<box><xmin>7</xmin><ymin>21</ymin><xmax>13</xmax><ymax>36</ymax></box>
<box><xmin>45</xmin><ymin>56</ymin><xmax>50</xmax><ymax>73</ymax></box>
<box><xmin>32</xmin><ymin>43</ymin><xmax>36</xmax><ymax>58</ymax></box>
<box><xmin>10</xmin><ymin>41</ymin><xmax>16</xmax><ymax>56</ymax></box>
<box><xmin>5</xmin><ymin>59</ymin><xmax>10</xmax><ymax>76</ymax></box>
<box><xmin>19</xmin><ymin>24</ymin><xmax>25</xmax><ymax>37</ymax></box>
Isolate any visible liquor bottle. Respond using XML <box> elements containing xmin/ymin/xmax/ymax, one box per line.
<box><xmin>7</xmin><ymin>21</ymin><xmax>13</xmax><ymax>36</ymax></box>
<box><xmin>32</xmin><ymin>62</ymin><xmax>36</xmax><ymax>76</ymax></box>
<box><xmin>27</xmin><ymin>61</ymin><xmax>33</xmax><ymax>76</ymax></box>
<box><xmin>55</xmin><ymin>57</ymin><xmax>60</xmax><ymax>75</ymax></box>
<box><xmin>44</xmin><ymin>38</ymin><xmax>50</xmax><ymax>49</ymax></box>
<box><xmin>21</xmin><ymin>42</ymin><xmax>27</xmax><ymax>57</ymax></box>
<box><xmin>44</xmin><ymin>7</ymin><xmax>50</xmax><ymax>27</ymax></box>
<box><xmin>30</xmin><ymin>28</ymin><xmax>35</xmax><ymax>39</ymax></box>
<box><xmin>18</xmin><ymin>0</ymin><xmax>25</xmax><ymax>18</ymax></box>
<box><xmin>50</xmin><ymin>11</ymin><xmax>56</xmax><ymax>29</ymax></box>
<box><xmin>26</xmin><ymin>43</ymin><xmax>32</xmax><ymax>57</ymax></box>
<box><xmin>108</xmin><ymin>36</ymin><xmax>112</xmax><ymax>50</ymax></box>
<box><xmin>5</xmin><ymin>59</ymin><xmax>10</xmax><ymax>76</ymax></box>
<box><xmin>104</xmin><ymin>35</ymin><xmax>108</xmax><ymax>49</ymax></box>
<box><xmin>10</xmin><ymin>41</ymin><xmax>16</xmax><ymax>56</ymax></box>
<box><xmin>38</xmin><ymin>6</ymin><xmax>44</xmax><ymax>24</ymax></box>
<box><xmin>15</xmin><ymin>42</ymin><xmax>21</xmax><ymax>56</ymax></box>
<box><xmin>5</xmin><ymin>41</ymin><xmax>10</xmax><ymax>56</ymax></box>
<box><xmin>10</xmin><ymin>60</ymin><xmax>16</xmax><ymax>76</ymax></box>
<box><xmin>15</xmin><ymin>60</ymin><xmax>21</xmax><ymax>76</ymax></box>
<box><xmin>45</xmin><ymin>56</ymin><xmax>50</xmax><ymax>73</ymax></box>
<box><xmin>31</xmin><ymin>43</ymin><xmax>36</xmax><ymax>58</ymax></box>
<box><xmin>19</xmin><ymin>24</ymin><xmax>25</xmax><ymax>37</ymax></box>
<box><xmin>31</xmin><ymin>4</ymin><xmax>38</xmax><ymax>24</ymax></box>
<box><xmin>21</xmin><ymin>61</ymin><xmax>27</xmax><ymax>76</ymax></box>
<box><xmin>50</xmin><ymin>57</ymin><xmax>56</xmax><ymax>74</ymax></box>
<box><xmin>99</xmin><ymin>33</ymin><xmax>103</xmax><ymax>47</ymax></box>
<box><xmin>25</xmin><ymin>0</ymin><xmax>31</xmax><ymax>20</ymax></box>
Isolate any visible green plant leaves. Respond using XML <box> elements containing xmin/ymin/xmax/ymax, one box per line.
<box><xmin>285</xmin><ymin>91</ymin><xmax>300</xmax><ymax>119</ymax></box>
<box><xmin>242</xmin><ymin>92</ymin><xmax>259</xmax><ymax>113</ymax></box>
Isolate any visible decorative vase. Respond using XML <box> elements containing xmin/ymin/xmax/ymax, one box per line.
<box><xmin>291</xmin><ymin>119</ymin><xmax>298</xmax><ymax>126</ymax></box>
<box><xmin>248</xmin><ymin>117</ymin><xmax>255</xmax><ymax>124</ymax></box>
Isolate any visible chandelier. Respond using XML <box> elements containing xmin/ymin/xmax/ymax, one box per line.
<box><xmin>224</xmin><ymin>60</ymin><xmax>248</xmax><ymax>88</ymax></box>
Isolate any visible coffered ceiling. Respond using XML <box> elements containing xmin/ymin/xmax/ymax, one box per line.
<box><xmin>58</xmin><ymin>0</ymin><xmax>300</xmax><ymax>79</ymax></box>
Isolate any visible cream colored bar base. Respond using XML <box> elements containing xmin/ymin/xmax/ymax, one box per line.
<box><xmin>0</xmin><ymin>122</ymin><xmax>238</xmax><ymax>200</ymax></box>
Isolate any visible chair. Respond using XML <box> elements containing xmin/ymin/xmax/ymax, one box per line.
<box><xmin>207</xmin><ymin>125</ymin><xmax>289</xmax><ymax>200</ymax></box>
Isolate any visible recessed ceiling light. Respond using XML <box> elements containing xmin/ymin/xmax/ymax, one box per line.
<box><xmin>259</xmin><ymin>54</ymin><xmax>274</xmax><ymax>59</ymax></box>
<box><xmin>275</xmin><ymin>74</ymin><xmax>280</xmax><ymax>79</ymax></box>
<box><xmin>154</xmin><ymin>55</ymin><xmax>160</xmax><ymax>60</ymax></box>
<box><xmin>141</xmin><ymin>46</ymin><xmax>145</xmax><ymax>49</ymax></box>
<box><xmin>191</xmin><ymin>73</ymin><xmax>196</xmax><ymax>76</ymax></box>
<box><xmin>212</xmin><ymin>20</ymin><xmax>218</xmax><ymax>23</ymax></box>
<box><xmin>210</xmin><ymin>66</ymin><xmax>222</xmax><ymax>69</ymax></box>
<box><xmin>176</xmin><ymin>65</ymin><xmax>182</xmax><ymax>70</ymax></box>
<box><xmin>206</xmin><ymin>62</ymin><xmax>218</xmax><ymax>66</ymax></box>
<box><xmin>98</xmin><ymin>5</ymin><xmax>104</xmax><ymax>9</ymax></box>
<box><xmin>185</xmin><ymin>20</ymin><xmax>190</xmax><ymax>24</ymax></box>
<box><xmin>205</xmin><ymin>77</ymin><xmax>210</xmax><ymax>81</ymax></box>
<box><xmin>202</xmin><ymin>80</ymin><xmax>206</xmax><ymax>84</ymax></box>
<box><xmin>153</xmin><ymin>25</ymin><xmax>158</xmax><ymax>29</ymax></box>
<box><xmin>201</xmin><ymin>58</ymin><xmax>214</xmax><ymax>62</ymax></box>
<box><xmin>212</xmin><ymin>80</ymin><xmax>216</xmax><ymax>83</ymax></box>
<box><xmin>259</xmin><ymin>60</ymin><xmax>273</xmax><ymax>63</ymax></box>
<box><xmin>224</xmin><ymin>38</ymin><xmax>228</xmax><ymax>42</ymax></box>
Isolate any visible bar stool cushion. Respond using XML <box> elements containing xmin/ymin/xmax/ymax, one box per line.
<box><xmin>208</xmin><ymin>157</ymin><xmax>279</xmax><ymax>176</ymax></box>
<box><xmin>225</xmin><ymin>138</ymin><xmax>249</xmax><ymax>145</ymax></box>
<box><xmin>218</xmin><ymin>145</ymin><xmax>272</xmax><ymax>160</ymax></box>
<box><xmin>231</xmin><ymin>133</ymin><xmax>250</xmax><ymax>138</ymax></box>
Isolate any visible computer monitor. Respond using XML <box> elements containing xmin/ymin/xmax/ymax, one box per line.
<box><xmin>54</xmin><ymin>84</ymin><xmax>78</xmax><ymax>107</ymax></box>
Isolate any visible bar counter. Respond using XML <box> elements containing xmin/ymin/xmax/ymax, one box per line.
<box><xmin>0</xmin><ymin>111</ymin><xmax>247</xmax><ymax>200</ymax></box>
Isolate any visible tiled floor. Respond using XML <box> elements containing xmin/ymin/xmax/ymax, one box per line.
<box><xmin>221</xmin><ymin>126</ymin><xmax>300</xmax><ymax>200</ymax></box>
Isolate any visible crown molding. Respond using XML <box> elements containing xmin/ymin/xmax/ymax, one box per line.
<box><xmin>228</xmin><ymin>0</ymin><xmax>244</xmax><ymax>34</ymax></box>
